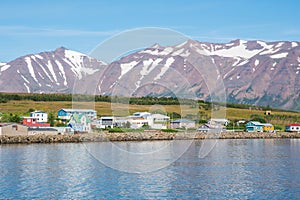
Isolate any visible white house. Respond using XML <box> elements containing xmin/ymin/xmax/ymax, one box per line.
<box><xmin>94</xmin><ymin>116</ymin><xmax>115</xmax><ymax>129</ymax></box>
<box><xmin>147</xmin><ymin>113</ymin><xmax>170</xmax><ymax>129</ymax></box>
<box><xmin>30</xmin><ymin>110</ymin><xmax>48</xmax><ymax>123</ymax></box>
<box><xmin>112</xmin><ymin>112</ymin><xmax>170</xmax><ymax>129</ymax></box>
<box><xmin>58</xmin><ymin>109</ymin><xmax>97</xmax><ymax>120</ymax></box>
<box><xmin>209</xmin><ymin>118</ymin><xmax>230</xmax><ymax>126</ymax></box>
<box><xmin>68</xmin><ymin>114</ymin><xmax>91</xmax><ymax>133</ymax></box>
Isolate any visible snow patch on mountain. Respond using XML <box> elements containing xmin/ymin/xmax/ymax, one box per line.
<box><xmin>292</xmin><ymin>42</ymin><xmax>298</xmax><ymax>48</ymax></box>
<box><xmin>140</xmin><ymin>58</ymin><xmax>162</xmax><ymax>77</ymax></box>
<box><xmin>65</xmin><ymin>50</ymin><xmax>85</xmax><ymax>68</ymax></box>
<box><xmin>270</xmin><ymin>52</ymin><xmax>289</xmax><ymax>59</ymax></box>
<box><xmin>0</xmin><ymin>64</ymin><xmax>11</xmax><ymax>72</ymax></box>
<box><xmin>46</xmin><ymin>60</ymin><xmax>58</xmax><ymax>82</ymax></box>
<box><xmin>21</xmin><ymin>74</ymin><xmax>30</xmax><ymax>84</ymax></box>
<box><xmin>120</xmin><ymin>61</ymin><xmax>138</xmax><ymax>78</ymax></box>
<box><xmin>210</xmin><ymin>40</ymin><xmax>262</xmax><ymax>59</ymax></box>
<box><xmin>24</xmin><ymin>83</ymin><xmax>30</xmax><ymax>93</ymax></box>
<box><xmin>24</xmin><ymin>57</ymin><xmax>38</xmax><ymax>83</ymax></box>
<box><xmin>275</xmin><ymin>42</ymin><xmax>284</xmax><ymax>48</ymax></box>
<box><xmin>255</xmin><ymin>59</ymin><xmax>260</xmax><ymax>66</ymax></box>
<box><xmin>55</xmin><ymin>60</ymin><xmax>67</xmax><ymax>86</ymax></box>
<box><xmin>154</xmin><ymin>57</ymin><xmax>175</xmax><ymax>81</ymax></box>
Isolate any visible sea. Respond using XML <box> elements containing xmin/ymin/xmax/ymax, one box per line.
<box><xmin>0</xmin><ymin>139</ymin><xmax>300</xmax><ymax>199</ymax></box>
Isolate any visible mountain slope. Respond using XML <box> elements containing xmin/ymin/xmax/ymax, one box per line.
<box><xmin>96</xmin><ymin>39</ymin><xmax>300</xmax><ymax>110</ymax></box>
<box><xmin>1</xmin><ymin>39</ymin><xmax>300</xmax><ymax>110</ymax></box>
<box><xmin>0</xmin><ymin>47</ymin><xmax>106</xmax><ymax>93</ymax></box>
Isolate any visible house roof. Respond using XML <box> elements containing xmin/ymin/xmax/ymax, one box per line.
<box><xmin>30</xmin><ymin>110</ymin><xmax>46</xmax><ymax>114</ymax></box>
<box><xmin>210</xmin><ymin>118</ymin><xmax>229</xmax><ymax>122</ymax></box>
<box><xmin>171</xmin><ymin>119</ymin><xmax>195</xmax><ymax>123</ymax></box>
<box><xmin>248</xmin><ymin>121</ymin><xmax>263</xmax><ymax>126</ymax></box>
<box><xmin>286</xmin><ymin>124</ymin><xmax>300</xmax><ymax>126</ymax></box>
<box><xmin>70</xmin><ymin>114</ymin><xmax>91</xmax><ymax>123</ymax></box>
<box><xmin>59</xmin><ymin>108</ymin><xmax>96</xmax><ymax>113</ymax></box>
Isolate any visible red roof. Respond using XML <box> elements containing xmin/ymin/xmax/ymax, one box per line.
<box><xmin>286</xmin><ymin>124</ymin><xmax>300</xmax><ymax>126</ymax></box>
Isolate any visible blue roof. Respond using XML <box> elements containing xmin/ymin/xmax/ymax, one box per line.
<box><xmin>247</xmin><ymin>121</ymin><xmax>263</xmax><ymax>126</ymax></box>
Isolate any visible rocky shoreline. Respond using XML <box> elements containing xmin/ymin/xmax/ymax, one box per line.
<box><xmin>1</xmin><ymin>131</ymin><xmax>300</xmax><ymax>144</ymax></box>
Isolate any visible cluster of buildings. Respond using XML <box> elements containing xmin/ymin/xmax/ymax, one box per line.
<box><xmin>1</xmin><ymin>108</ymin><xmax>300</xmax><ymax>136</ymax></box>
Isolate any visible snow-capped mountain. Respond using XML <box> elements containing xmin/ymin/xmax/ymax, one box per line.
<box><xmin>0</xmin><ymin>47</ymin><xmax>106</xmax><ymax>93</ymax></box>
<box><xmin>1</xmin><ymin>39</ymin><xmax>300</xmax><ymax>110</ymax></box>
<box><xmin>96</xmin><ymin>39</ymin><xmax>300</xmax><ymax>110</ymax></box>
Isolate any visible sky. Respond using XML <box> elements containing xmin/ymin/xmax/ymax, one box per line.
<box><xmin>1</xmin><ymin>0</ymin><xmax>300</xmax><ymax>62</ymax></box>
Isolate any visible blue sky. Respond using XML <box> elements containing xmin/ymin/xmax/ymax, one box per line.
<box><xmin>1</xmin><ymin>0</ymin><xmax>300</xmax><ymax>62</ymax></box>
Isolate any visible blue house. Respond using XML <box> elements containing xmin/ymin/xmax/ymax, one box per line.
<box><xmin>246</xmin><ymin>121</ymin><xmax>263</xmax><ymax>132</ymax></box>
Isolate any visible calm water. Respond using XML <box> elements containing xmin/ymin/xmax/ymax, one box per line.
<box><xmin>0</xmin><ymin>139</ymin><xmax>300</xmax><ymax>199</ymax></box>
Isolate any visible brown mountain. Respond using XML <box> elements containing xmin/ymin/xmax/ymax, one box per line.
<box><xmin>1</xmin><ymin>39</ymin><xmax>300</xmax><ymax>110</ymax></box>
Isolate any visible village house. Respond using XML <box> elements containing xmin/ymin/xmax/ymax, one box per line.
<box><xmin>22</xmin><ymin>117</ymin><xmax>50</xmax><ymax>127</ymax></box>
<box><xmin>208</xmin><ymin>118</ymin><xmax>230</xmax><ymax>126</ymax></box>
<box><xmin>285</xmin><ymin>124</ymin><xmax>300</xmax><ymax>132</ymax></box>
<box><xmin>30</xmin><ymin>110</ymin><xmax>48</xmax><ymax>123</ymax></box>
<box><xmin>147</xmin><ymin>113</ymin><xmax>170</xmax><ymax>129</ymax></box>
<box><xmin>0</xmin><ymin>123</ymin><xmax>28</xmax><ymax>136</ymax></box>
<box><xmin>246</xmin><ymin>121</ymin><xmax>274</xmax><ymax>132</ymax></box>
<box><xmin>170</xmin><ymin>119</ymin><xmax>195</xmax><ymax>129</ymax></box>
<box><xmin>246</xmin><ymin>121</ymin><xmax>264</xmax><ymax>132</ymax></box>
<box><xmin>68</xmin><ymin>114</ymin><xmax>91</xmax><ymax>133</ymax></box>
<box><xmin>262</xmin><ymin>123</ymin><xmax>274</xmax><ymax>132</ymax></box>
<box><xmin>57</xmin><ymin>108</ymin><xmax>97</xmax><ymax>121</ymax></box>
<box><xmin>94</xmin><ymin>116</ymin><xmax>115</xmax><ymax>129</ymax></box>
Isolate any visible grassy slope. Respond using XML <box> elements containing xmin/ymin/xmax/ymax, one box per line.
<box><xmin>0</xmin><ymin>100</ymin><xmax>299</xmax><ymax>127</ymax></box>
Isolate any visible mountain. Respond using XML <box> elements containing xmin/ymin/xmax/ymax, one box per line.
<box><xmin>96</xmin><ymin>39</ymin><xmax>300</xmax><ymax>110</ymax></box>
<box><xmin>0</xmin><ymin>47</ymin><xmax>106</xmax><ymax>93</ymax></box>
<box><xmin>1</xmin><ymin>39</ymin><xmax>300</xmax><ymax>110</ymax></box>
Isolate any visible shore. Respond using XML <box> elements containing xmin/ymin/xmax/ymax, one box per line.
<box><xmin>1</xmin><ymin>131</ymin><xmax>300</xmax><ymax>144</ymax></box>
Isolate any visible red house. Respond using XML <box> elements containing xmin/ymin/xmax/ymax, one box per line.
<box><xmin>22</xmin><ymin>117</ymin><xmax>50</xmax><ymax>127</ymax></box>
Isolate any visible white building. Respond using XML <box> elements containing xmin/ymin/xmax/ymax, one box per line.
<box><xmin>94</xmin><ymin>116</ymin><xmax>115</xmax><ymax>129</ymax></box>
<box><xmin>147</xmin><ymin>114</ymin><xmax>170</xmax><ymax>129</ymax></box>
<box><xmin>30</xmin><ymin>110</ymin><xmax>48</xmax><ymax>123</ymax></box>
<box><xmin>128</xmin><ymin>112</ymin><xmax>170</xmax><ymax>129</ymax></box>
<box><xmin>209</xmin><ymin>118</ymin><xmax>230</xmax><ymax>126</ymax></box>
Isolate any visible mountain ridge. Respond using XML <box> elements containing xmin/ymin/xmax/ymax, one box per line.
<box><xmin>1</xmin><ymin>39</ymin><xmax>300</xmax><ymax>110</ymax></box>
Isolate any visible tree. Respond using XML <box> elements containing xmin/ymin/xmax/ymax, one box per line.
<box><xmin>48</xmin><ymin>112</ymin><xmax>55</xmax><ymax>127</ymax></box>
<box><xmin>28</xmin><ymin>108</ymin><xmax>35</xmax><ymax>113</ymax></box>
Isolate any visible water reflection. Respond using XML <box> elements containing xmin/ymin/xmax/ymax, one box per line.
<box><xmin>0</xmin><ymin>139</ymin><xmax>300</xmax><ymax>199</ymax></box>
<box><xmin>84</xmin><ymin>140</ymin><xmax>194</xmax><ymax>173</ymax></box>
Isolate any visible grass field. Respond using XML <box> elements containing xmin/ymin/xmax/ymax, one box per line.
<box><xmin>0</xmin><ymin>100</ymin><xmax>300</xmax><ymax>128</ymax></box>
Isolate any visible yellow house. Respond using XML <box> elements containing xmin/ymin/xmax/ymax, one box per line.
<box><xmin>262</xmin><ymin>123</ymin><xmax>274</xmax><ymax>132</ymax></box>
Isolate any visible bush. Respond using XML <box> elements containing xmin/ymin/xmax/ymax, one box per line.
<box><xmin>108</xmin><ymin>127</ymin><xmax>125</xmax><ymax>133</ymax></box>
<box><xmin>161</xmin><ymin>129</ymin><xmax>178</xmax><ymax>132</ymax></box>
<box><xmin>274</xmin><ymin>125</ymin><xmax>283</xmax><ymax>131</ymax></box>
<box><xmin>108</xmin><ymin>128</ymin><xmax>145</xmax><ymax>133</ymax></box>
